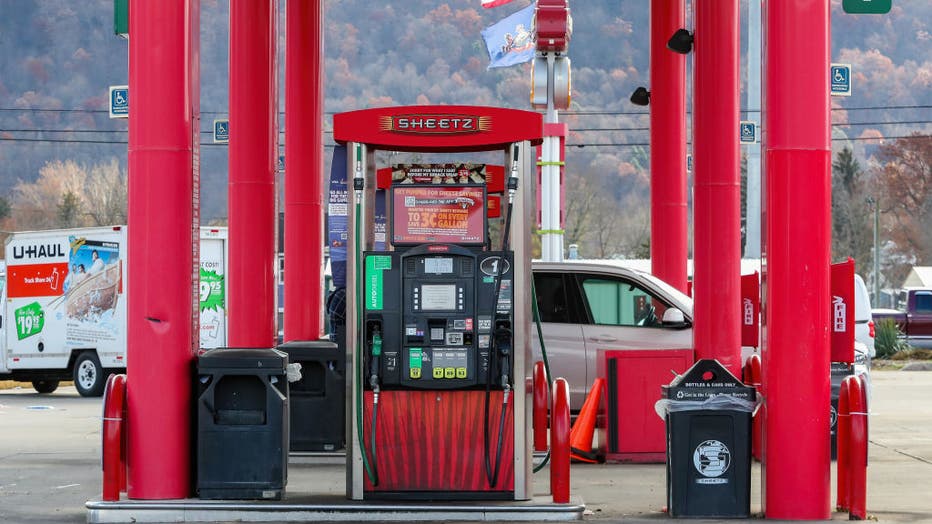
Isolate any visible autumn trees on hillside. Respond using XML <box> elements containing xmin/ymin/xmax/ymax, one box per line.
<box><xmin>0</xmin><ymin>158</ymin><xmax>127</xmax><ymax>242</ymax></box>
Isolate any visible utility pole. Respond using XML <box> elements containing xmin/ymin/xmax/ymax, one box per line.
<box><xmin>868</xmin><ymin>196</ymin><xmax>880</xmax><ymax>304</ymax></box>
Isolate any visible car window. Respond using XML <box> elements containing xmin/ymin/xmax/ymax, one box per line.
<box><xmin>578</xmin><ymin>275</ymin><xmax>668</xmax><ymax>327</ymax></box>
<box><xmin>916</xmin><ymin>292</ymin><xmax>932</xmax><ymax>313</ymax></box>
<box><xmin>533</xmin><ymin>272</ymin><xmax>571</xmax><ymax>323</ymax></box>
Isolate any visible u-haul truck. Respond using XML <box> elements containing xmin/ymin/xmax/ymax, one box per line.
<box><xmin>0</xmin><ymin>226</ymin><xmax>227</xmax><ymax>396</ymax></box>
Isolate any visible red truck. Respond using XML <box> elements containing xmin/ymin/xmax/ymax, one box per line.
<box><xmin>871</xmin><ymin>288</ymin><xmax>932</xmax><ymax>349</ymax></box>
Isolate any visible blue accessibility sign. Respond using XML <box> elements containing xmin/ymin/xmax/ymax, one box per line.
<box><xmin>213</xmin><ymin>119</ymin><xmax>229</xmax><ymax>143</ymax></box>
<box><xmin>109</xmin><ymin>85</ymin><xmax>128</xmax><ymax>119</ymax></box>
<box><xmin>739</xmin><ymin>121</ymin><xmax>757</xmax><ymax>144</ymax></box>
<box><xmin>831</xmin><ymin>64</ymin><xmax>852</xmax><ymax>96</ymax></box>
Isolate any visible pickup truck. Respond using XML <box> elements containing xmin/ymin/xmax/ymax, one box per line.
<box><xmin>871</xmin><ymin>288</ymin><xmax>932</xmax><ymax>349</ymax></box>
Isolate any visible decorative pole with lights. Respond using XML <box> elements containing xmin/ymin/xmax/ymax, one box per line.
<box><xmin>531</xmin><ymin>0</ymin><xmax>571</xmax><ymax>261</ymax></box>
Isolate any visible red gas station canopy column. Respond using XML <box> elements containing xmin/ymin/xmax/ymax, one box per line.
<box><xmin>228</xmin><ymin>0</ymin><xmax>278</xmax><ymax>347</ymax></box>
<box><xmin>649</xmin><ymin>0</ymin><xmax>688</xmax><ymax>294</ymax></box>
<box><xmin>284</xmin><ymin>0</ymin><xmax>325</xmax><ymax>342</ymax></box>
<box><xmin>763</xmin><ymin>0</ymin><xmax>832</xmax><ymax>518</ymax></box>
<box><xmin>691</xmin><ymin>0</ymin><xmax>742</xmax><ymax>376</ymax></box>
<box><xmin>126</xmin><ymin>0</ymin><xmax>200</xmax><ymax>499</ymax></box>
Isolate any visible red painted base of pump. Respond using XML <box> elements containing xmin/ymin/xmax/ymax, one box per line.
<box><xmin>362</xmin><ymin>390</ymin><xmax>514</xmax><ymax>497</ymax></box>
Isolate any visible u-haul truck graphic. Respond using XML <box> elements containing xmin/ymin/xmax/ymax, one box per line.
<box><xmin>0</xmin><ymin>226</ymin><xmax>227</xmax><ymax>396</ymax></box>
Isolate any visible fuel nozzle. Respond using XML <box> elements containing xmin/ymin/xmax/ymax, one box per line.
<box><xmin>507</xmin><ymin>146</ymin><xmax>520</xmax><ymax>204</ymax></box>
<box><xmin>494</xmin><ymin>322</ymin><xmax>512</xmax><ymax>388</ymax></box>
<box><xmin>369</xmin><ymin>330</ymin><xmax>382</xmax><ymax>389</ymax></box>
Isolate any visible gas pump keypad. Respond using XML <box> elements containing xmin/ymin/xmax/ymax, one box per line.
<box><xmin>363</xmin><ymin>244</ymin><xmax>513</xmax><ymax>390</ymax></box>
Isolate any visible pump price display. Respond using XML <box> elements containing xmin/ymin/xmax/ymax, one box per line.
<box><xmin>14</xmin><ymin>301</ymin><xmax>45</xmax><ymax>340</ymax></box>
<box><xmin>392</xmin><ymin>185</ymin><xmax>486</xmax><ymax>245</ymax></box>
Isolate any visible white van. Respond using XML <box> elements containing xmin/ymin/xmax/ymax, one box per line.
<box><xmin>853</xmin><ymin>274</ymin><xmax>875</xmax><ymax>358</ymax></box>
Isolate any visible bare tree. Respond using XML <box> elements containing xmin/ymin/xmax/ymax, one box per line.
<box><xmin>9</xmin><ymin>158</ymin><xmax>127</xmax><ymax>231</ymax></box>
<box><xmin>83</xmin><ymin>158</ymin><xmax>128</xmax><ymax>226</ymax></box>
<box><xmin>10</xmin><ymin>160</ymin><xmax>88</xmax><ymax>230</ymax></box>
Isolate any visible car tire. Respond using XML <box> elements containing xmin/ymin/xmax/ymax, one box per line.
<box><xmin>73</xmin><ymin>352</ymin><xmax>107</xmax><ymax>397</ymax></box>
<box><xmin>32</xmin><ymin>380</ymin><xmax>60</xmax><ymax>394</ymax></box>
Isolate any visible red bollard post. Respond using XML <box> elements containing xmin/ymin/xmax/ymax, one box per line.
<box><xmin>533</xmin><ymin>361</ymin><xmax>549</xmax><ymax>452</ymax></box>
<box><xmin>102</xmin><ymin>374</ymin><xmax>127</xmax><ymax>502</ymax></box>
<box><xmin>849</xmin><ymin>375</ymin><xmax>868</xmax><ymax>520</ymax></box>
<box><xmin>745</xmin><ymin>354</ymin><xmax>763</xmax><ymax>462</ymax></box>
<box><xmin>551</xmin><ymin>378</ymin><xmax>571</xmax><ymax>503</ymax></box>
<box><xmin>836</xmin><ymin>377</ymin><xmax>852</xmax><ymax>511</ymax></box>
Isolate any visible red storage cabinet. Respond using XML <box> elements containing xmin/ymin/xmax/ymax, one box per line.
<box><xmin>598</xmin><ymin>349</ymin><xmax>694</xmax><ymax>463</ymax></box>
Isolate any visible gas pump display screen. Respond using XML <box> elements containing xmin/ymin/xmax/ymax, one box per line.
<box><xmin>420</xmin><ymin>284</ymin><xmax>457</xmax><ymax>310</ymax></box>
<box><xmin>424</xmin><ymin>257</ymin><xmax>453</xmax><ymax>274</ymax></box>
<box><xmin>392</xmin><ymin>184</ymin><xmax>486</xmax><ymax>246</ymax></box>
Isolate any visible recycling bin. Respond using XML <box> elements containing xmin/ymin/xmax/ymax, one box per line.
<box><xmin>277</xmin><ymin>340</ymin><xmax>345</xmax><ymax>451</ymax></box>
<box><xmin>196</xmin><ymin>347</ymin><xmax>289</xmax><ymax>500</ymax></box>
<box><xmin>658</xmin><ymin>359</ymin><xmax>756</xmax><ymax>518</ymax></box>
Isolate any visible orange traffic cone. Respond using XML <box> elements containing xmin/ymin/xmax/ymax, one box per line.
<box><xmin>569</xmin><ymin>378</ymin><xmax>604</xmax><ymax>463</ymax></box>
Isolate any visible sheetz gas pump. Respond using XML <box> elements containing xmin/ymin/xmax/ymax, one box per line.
<box><xmin>333</xmin><ymin>106</ymin><xmax>542</xmax><ymax>500</ymax></box>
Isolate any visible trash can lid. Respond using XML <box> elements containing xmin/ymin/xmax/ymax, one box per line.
<box><xmin>277</xmin><ymin>339</ymin><xmax>340</xmax><ymax>358</ymax></box>
<box><xmin>198</xmin><ymin>347</ymin><xmax>288</xmax><ymax>370</ymax></box>
<box><xmin>662</xmin><ymin>358</ymin><xmax>755</xmax><ymax>401</ymax></box>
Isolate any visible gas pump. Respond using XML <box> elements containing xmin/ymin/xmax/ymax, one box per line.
<box><xmin>334</xmin><ymin>106</ymin><xmax>542</xmax><ymax>501</ymax></box>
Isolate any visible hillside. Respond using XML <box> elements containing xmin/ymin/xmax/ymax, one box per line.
<box><xmin>0</xmin><ymin>0</ymin><xmax>930</xmax><ymax>259</ymax></box>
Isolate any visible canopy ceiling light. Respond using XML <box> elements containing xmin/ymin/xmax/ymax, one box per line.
<box><xmin>630</xmin><ymin>87</ymin><xmax>651</xmax><ymax>106</ymax></box>
<box><xmin>667</xmin><ymin>28</ymin><xmax>694</xmax><ymax>54</ymax></box>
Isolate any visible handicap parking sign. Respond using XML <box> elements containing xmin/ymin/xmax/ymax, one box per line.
<box><xmin>109</xmin><ymin>85</ymin><xmax>128</xmax><ymax>119</ymax></box>
<box><xmin>831</xmin><ymin>64</ymin><xmax>852</xmax><ymax>97</ymax></box>
<box><xmin>213</xmin><ymin>119</ymin><xmax>229</xmax><ymax>143</ymax></box>
<box><xmin>739</xmin><ymin>121</ymin><xmax>757</xmax><ymax>144</ymax></box>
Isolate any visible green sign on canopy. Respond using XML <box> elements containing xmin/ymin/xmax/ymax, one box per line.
<box><xmin>843</xmin><ymin>0</ymin><xmax>891</xmax><ymax>14</ymax></box>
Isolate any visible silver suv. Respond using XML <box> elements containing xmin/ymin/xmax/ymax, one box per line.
<box><xmin>532</xmin><ymin>261</ymin><xmax>693</xmax><ymax>411</ymax></box>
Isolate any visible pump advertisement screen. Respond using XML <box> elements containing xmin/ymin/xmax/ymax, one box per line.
<box><xmin>392</xmin><ymin>185</ymin><xmax>486</xmax><ymax>246</ymax></box>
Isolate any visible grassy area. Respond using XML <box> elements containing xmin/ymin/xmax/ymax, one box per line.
<box><xmin>890</xmin><ymin>348</ymin><xmax>932</xmax><ymax>360</ymax></box>
<box><xmin>873</xmin><ymin>349</ymin><xmax>932</xmax><ymax>371</ymax></box>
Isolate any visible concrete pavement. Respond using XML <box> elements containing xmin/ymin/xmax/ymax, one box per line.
<box><xmin>1</xmin><ymin>369</ymin><xmax>930</xmax><ymax>522</ymax></box>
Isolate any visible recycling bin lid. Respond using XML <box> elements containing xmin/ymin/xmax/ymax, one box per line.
<box><xmin>198</xmin><ymin>347</ymin><xmax>288</xmax><ymax>370</ymax></box>
<box><xmin>662</xmin><ymin>358</ymin><xmax>755</xmax><ymax>402</ymax></box>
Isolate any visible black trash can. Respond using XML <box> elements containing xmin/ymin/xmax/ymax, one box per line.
<box><xmin>197</xmin><ymin>347</ymin><xmax>289</xmax><ymax>500</ymax></box>
<box><xmin>277</xmin><ymin>340</ymin><xmax>345</xmax><ymax>451</ymax></box>
<box><xmin>660</xmin><ymin>359</ymin><xmax>756</xmax><ymax>518</ymax></box>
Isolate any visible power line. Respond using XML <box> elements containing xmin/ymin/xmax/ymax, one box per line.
<box><xmin>0</xmin><ymin>137</ymin><xmax>228</xmax><ymax>146</ymax></box>
<box><xmin>568</xmin><ymin>134</ymin><xmax>929</xmax><ymax>148</ymax></box>
<box><xmin>3</xmin><ymin>133</ymin><xmax>926</xmax><ymax>148</ymax></box>
<box><xmin>565</xmin><ymin>105</ymin><xmax>932</xmax><ymax>116</ymax></box>
<box><xmin>5</xmin><ymin>118</ymin><xmax>927</xmax><ymax>137</ymax></box>
<box><xmin>2</xmin><ymin>104</ymin><xmax>931</xmax><ymax>116</ymax></box>
<box><xmin>572</xmin><ymin>120</ymin><xmax>931</xmax><ymax>132</ymax></box>
<box><xmin>0</xmin><ymin>128</ymin><xmax>336</xmax><ymax>135</ymax></box>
